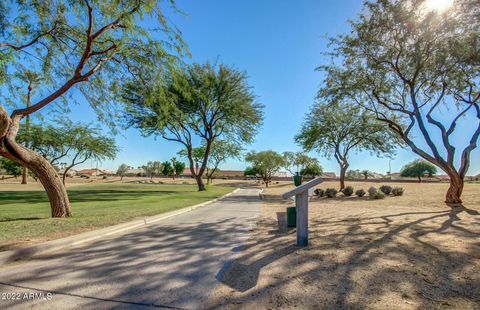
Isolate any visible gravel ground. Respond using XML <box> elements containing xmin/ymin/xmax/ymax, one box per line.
<box><xmin>206</xmin><ymin>182</ymin><xmax>480</xmax><ymax>309</ymax></box>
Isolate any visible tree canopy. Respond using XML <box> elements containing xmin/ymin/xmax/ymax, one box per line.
<box><xmin>295</xmin><ymin>101</ymin><xmax>399</xmax><ymax>189</ymax></box>
<box><xmin>282</xmin><ymin>151</ymin><xmax>320</xmax><ymax>177</ymax></box>
<box><xmin>0</xmin><ymin>158</ymin><xmax>23</xmax><ymax>178</ymax></box>
<box><xmin>0</xmin><ymin>0</ymin><xmax>185</xmax><ymax>217</ymax></box>
<box><xmin>319</xmin><ymin>0</ymin><xmax>479</xmax><ymax>203</ymax></box>
<box><xmin>401</xmin><ymin>159</ymin><xmax>438</xmax><ymax>183</ymax></box>
<box><xmin>123</xmin><ymin>62</ymin><xmax>263</xmax><ymax>191</ymax></box>
<box><xmin>18</xmin><ymin>123</ymin><xmax>118</xmax><ymax>185</ymax></box>
<box><xmin>117</xmin><ymin>163</ymin><xmax>129</xmax><ymax>180</ymax></box>
<box><xmin>245</xmin><ymin>150</ymin><xmax>285</xmax><ymax>187</ymax></box>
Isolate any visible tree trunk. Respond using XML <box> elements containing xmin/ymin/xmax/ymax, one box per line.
<box><xmin>0</xmin><ymin>111</ymin><xmax>72</xmax><ymax>217</ymax></box>
<box><xmin>445</xmin><ymin>172</ymin><xmax>464</xmax><ymax>205</ymax></box>
<box><xmin>339</xmin><ymin>165</ymin><xmax>348</xmax><ymax>190</ymax></box>
<box><xmin>196</xmin><ymin>176</ymin><xmax>206</xmax><ymax>191</ymax></box>
<box><xmin>418</xmin><ymin>176</ymin><xmax>422</xmax><ymax>183</ymax></box>
<box><xmin>21</xmin><ymin>166</ymin><xmax>28</xmax><ymax>184</ymax></box>
<box><xmin>29</xmin><ymin>156</ymin><xmax>72</xmax><ymax>217</ymax></box>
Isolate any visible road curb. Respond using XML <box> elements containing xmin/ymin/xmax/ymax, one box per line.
<box><xmin>0</xmin><ymin>188</ymin><xmax>240</xmax><ymax>265</ymax></box>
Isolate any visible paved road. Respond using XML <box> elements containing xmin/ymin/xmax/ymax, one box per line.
<box><xmin>0</xmin><ymin>188</ymin><xmax>261</xmax><ymax>309</ymax></box>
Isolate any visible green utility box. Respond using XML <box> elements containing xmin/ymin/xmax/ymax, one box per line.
<box><xmin>293</xmin><ymin>174</ymin><xmax>302</xmax><ymax>186</ymax></box>
<box><xmin>287</xmin><ymin>206</ymin><xmax>296</xmax><ymax>227</ymax></box>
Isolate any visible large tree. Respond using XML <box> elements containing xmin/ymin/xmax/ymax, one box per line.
<box><xmin>117</xmin><ymin>164</ymin><xmax>129</xmax><ymax>181</ymax></box>
<box><xmin>296</xmin><ymin>101</ymin><xmax>399</xmax><ymax>190</ymax></box>
<box><xmin>123</xmin><ymin>62</ymin><xmax>263</xmax><ymax>191</ymax></box>
<box><xmin>179</xmin><ymin>140</ymin><xmax>242</xmax><ymax>184</ymax></box>
<box><xmin>401</xmin><ymin>159</ymin><xmax>437</xmax><ymax>183</ymax></box>
<box><xmin>143</xmin><ymin>161</ymin><xmax>163</xmax><ymax>180</ymax></box>
<box><xmin>0</xmin><ymin>0</ymin><xmax>184</xmax><ymax>217</ymax></box>
<box><xmin>0</xmin><ymin>158</ymin><xmax>23</xmax><ymax>179</ymax></box>
<box><xmin>320</xmin><ymin>0</ymin><xmax>479</xmax><ymax>203</ymax></box>
<box><xmin>18</xmin><ymin>123</ymin><xmax>117</xmax><ymax>185</ymax></box>
<box><xmin>282</xmin><ymin>151</ymin><xmax>320</xmax><ymax>179</ymax></box>
<box><xmin>245</xmin><ymin>150</ymin><xmax>286</xmax><ymax>188</ymax></box>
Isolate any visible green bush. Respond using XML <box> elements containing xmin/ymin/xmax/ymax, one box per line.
<box><xmin>372</xmin><ymin>191</ymin><xmax>385</xmax><ymax>199</ymax></box>
<box><xmin>314</xmin><ymin>188</ymin><xmax>324</xmax><ymax>197</ymax></box>
<box><xmin>342</xmin><ymin>186</ymin><xmax>354</xmax><ymax>196</ymax></box>
<box><xmin>355</xmin><ymin>189</ymin><xmax>366</xmax><ymax>197</ymax></box>
<box><xmin>392</xmin><ymin>187</ymin><xmax>404</xmax><ymax>196</ymax></box>
<box><xmin>379</xmin><ymin>185</ymin><xmax>392</xmax><ymax>195</ymax></box>
<box><xmin>325</xmin><ymin>188</ymin><xmax>338</xmax><ymax>198</ymax></box>
<box><xmin>368</xmin><ymin>186</ymin><xmax>385</xmax><ymax>199</ymax></box>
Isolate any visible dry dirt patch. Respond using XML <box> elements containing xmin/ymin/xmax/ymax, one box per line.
<box><xmin>206</xmin><ymin>182</ymin><xmax>480</xmax><ymax>309</ymax></box>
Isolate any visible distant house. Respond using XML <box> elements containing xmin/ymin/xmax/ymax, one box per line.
<box><xmin>434</xmin><ymin>175</ymin><xmax>451</xmax><ymax>181</ymax></box>
<box><xmin>126</xmin><ymin>167</ymin><xmax>145</xmax><ymax>176</ymax></box>
<box><xmin>78</xmin><ymin>168</ymin><xmax>112</xmax><ymax>176</ymax></box>
<box><xmin>320</xmin><ymin>172</ymin><xmax>337</xmax><ymax>179</ymax></box>
<box><xmin>58</xmin><ymin>169</ymin><xmax>78</xmax><ymax>177</ymax></box>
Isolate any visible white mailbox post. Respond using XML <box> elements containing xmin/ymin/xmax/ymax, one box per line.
<box><xmin>282</xmin><ymin>177</ymin><xmax>323</xmax><ymax>247</ymax></box>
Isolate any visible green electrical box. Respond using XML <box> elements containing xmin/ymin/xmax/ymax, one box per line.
<box><xmin>287</xmin><ymin>206</ymin><xmax>296</xmax><ymax>227</ymax></box>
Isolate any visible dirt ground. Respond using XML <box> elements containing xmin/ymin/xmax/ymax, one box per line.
<box><xmin>206</xmin><ymin>182</ymin><xmax>480</xmax><ymax>309</ymax></box>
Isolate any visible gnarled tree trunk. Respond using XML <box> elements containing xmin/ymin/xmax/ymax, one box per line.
<box><xmin>0</xmin><ymin>110</ymin><xmax>72</xmax><ymax>217</ymax></box>
<box><xmin>444</xmin><ymin>171</ymin><xmax>464</xmax><ymax>205</ymax></box>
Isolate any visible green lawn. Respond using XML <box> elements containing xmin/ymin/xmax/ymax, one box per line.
<box><xmin>0</xmin><ymin>183</ymin><xmax>233</xmax><ymax>250</ymax></box>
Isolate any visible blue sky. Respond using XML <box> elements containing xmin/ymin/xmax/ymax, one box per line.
<box><xmin>65</xmin><ymin>0</ymin><xmax>479</xmax><ymax>176</ymax></box>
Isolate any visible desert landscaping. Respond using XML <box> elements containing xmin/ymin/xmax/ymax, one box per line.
<box><xmin>207</xmin><ymin>181</ymin><xmax>480</xmax><ymax>309</ymax></box>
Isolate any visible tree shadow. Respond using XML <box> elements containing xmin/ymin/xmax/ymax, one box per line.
<box><xmin>207</xmin><ymin>205</ymin><xmax>480</xmax><ymax>309</ymax></box>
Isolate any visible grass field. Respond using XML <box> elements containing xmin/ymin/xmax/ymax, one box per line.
<box><xmin>0</xmin><ymin>183</ymin><xmax>233</xmax><ymax>251</ymax></box>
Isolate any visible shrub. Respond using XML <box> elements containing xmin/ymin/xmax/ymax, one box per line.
<box><xmin>368</xmin><ymin>186</ymin><xmax>385</xmax><ymax>199</ymax></box>
<box><xmin>355</xmin><ymin>189</ymin><xmax>366</xmax><ymax>197</ymax></box>
<box><xmin>325</xmin><ymin>188</ymin><xmax>338</xmax><ymax>198</ymax></box>
<box><xmin>379</xmin><ymin>185</ymin><xmax>393</xmax><ymax>195</ymax></box>
<box><xmin>314</xmin><ymin>188</ymin><xmax>324</xmax><ymax>197</ymax></box>
<box><xmin>342</xmin><ymin>186</ymin><xmax>354</xmax><ymax>196</ymax></box>
<box><xmin>392</xmin><ymin>187</ymin><xmax>404</xmax><ymax>196</ymax></box>
<box><xmin>372</xmin><ymin>191</ymin><xmax>385</xmax><ymax>199</ymax></box>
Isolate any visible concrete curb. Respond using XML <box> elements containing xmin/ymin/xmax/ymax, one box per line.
<box><xmin>0</xmin><ymin>188</ymin><xmax>240</xmax><ymax>265</ymax></box>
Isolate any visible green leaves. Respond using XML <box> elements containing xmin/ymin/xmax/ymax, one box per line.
<box><xmin>0</xmin><ymin>0</ymin><xmax>186</xmax><ymax>125</ymax></box>
<box><xmin>295</xmin><ymin>101</ymin><xmax>399</xmax><ymax>161</ymax></box>
<box><xmin>400</xmin><ymin>159</ymin><xmax>437</xmax><ymax>179</ymax></box>
<box><xmin>245</xmin><ymin>150</ymin><xmax>285</xmax><ymax>183</ymax></box>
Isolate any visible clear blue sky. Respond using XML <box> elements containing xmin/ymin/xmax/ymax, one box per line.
<box><xmin>65</xmin><ymin>0</ymin><xmax>479</xmax><ymax>176</ymax></box>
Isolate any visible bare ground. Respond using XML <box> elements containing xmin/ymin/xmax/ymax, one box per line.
<box><xmin>206</xmin><ymin>182</ymin><xmax>480</xmax><ymax>309</ymax></box>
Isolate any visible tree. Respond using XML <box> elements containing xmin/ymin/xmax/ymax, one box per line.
<box><xmin>174</xmin><ymin>160</ymin><xmax>185</xmax><ymax>178</ymax></box>
<box><xmin>0</xmin><ymin>1</ymin><xmax>185</xmax><ymax>217</ymax></box>
<box><xmin>144</xmin><ymin>161</ymin><xmax>163</xmax><ymax>180</ymax></box>
<box><xmin>205</xmin><ymin>140</ymin><xmax>242</xmax><ymax>184</ymax></box>
<box><xmin>320</xmin><ymin>0</ymin><xmax>479</xmax><ymax>203</ymax></box>
<box><xmin>245</xmin><ymin>150</ymin><xmax>285</xmax><ymax>188</ymax></box>
<box><xmin>244</xmin><ymin>166</ymin><xmax>258</xmax><ymax>177</ymax></box>
<box><xmin>0</xmin><ymin>158</ymin><xmax>23</xmax><ymax>178</ymax></box>
<box><xmin>122</xmin><ymin>62</ymin><xmax>263</xmax><ymax>191</ymax></box>
<box><xmin>20</xmin><ymin>71</ymin><xmax>41</xmax><ymax>185</ymax></box>
<box><xmin>346</xmin><ymin>169</ymin><xmax>362</xmax><ymax>180</ymax></box>
<box><xmin>282</xmin><ymin>151</ymin><xmax>320</xmax><ymax>178</ymax></box>
<box><xmin>117</xmin><ymin>164</ymin><xmax>129</xmax><ymax>181</ymax></box>
<box><xmin>401</xmin><ymin>160</ymin><xmax>437</xmax><ymax>183</ymax></box>
<box><xmin>361</xmin><ymin>170</ymin><xmax>374</xmax><ymax>180</ymax></box>
<box><xmin>180</xmin><ymin>140</ymin><xmax>242</xmax><ymax>184</ymax></box>
<box><xmin>300</xmin><ymin>162</ymin><xmax>323</xmax><ymax>178</ymax></box>
<box><xmin>18</xmin><ymin>123</ymin><xmax>118</xmax><ymax>185</ymax></box>
<box><xmin>295</xmin><ymin>101</ymin><xmax>399</xmax><ymax>190</ymax></box>
<box><xmin>161</xmin><ymin>161</ymin><xmax>174</xmax><ymax>177</ymax></box>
